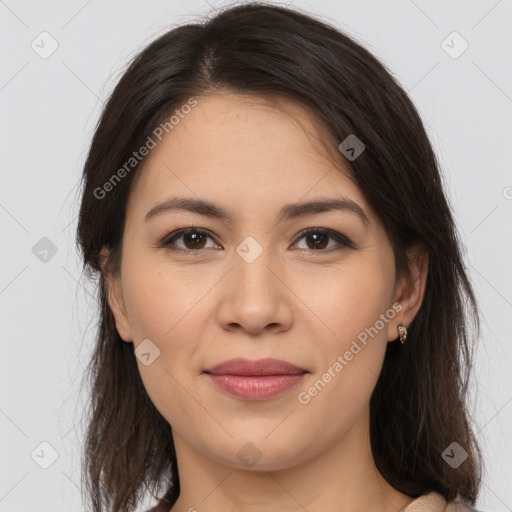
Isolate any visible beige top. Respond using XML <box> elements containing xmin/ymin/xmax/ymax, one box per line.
<box><xmin>401</xmin><ymin>491</ymin><xmax>479</xmax><ymax>511</ymax></box>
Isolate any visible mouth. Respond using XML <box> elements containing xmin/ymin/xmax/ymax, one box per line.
<box><xmin>204</xmin><ymin>358</ymin><xmax>308</xmax><ymax>401</ymax></box>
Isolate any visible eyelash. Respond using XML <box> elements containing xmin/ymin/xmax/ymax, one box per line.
<box><xmin>158</xmin><ymin>227</ymin><xmax>355</xmax><ymax>254</ymax></box>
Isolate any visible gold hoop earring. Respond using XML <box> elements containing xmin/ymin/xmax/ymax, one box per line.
<box><xmin>398</xmin><ymin>324</ymin><xmax>407</xmax><ymax>344</ymax></box>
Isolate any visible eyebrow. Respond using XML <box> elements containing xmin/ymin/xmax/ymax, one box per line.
<box><xmin>144</xmin><ymin>196</ymin><xmax>369</xmax><ymax>226</ymax></box>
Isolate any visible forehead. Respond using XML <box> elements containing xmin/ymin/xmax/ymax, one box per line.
<box><xmin>152</xmin><ymin>92</ymin><xmax>339</xmax><ymax>170</ymax></box>
<box><xmin>125</xmin><ymin>92</ymin><xmax>374</xmax><ymax>226</ymax></box>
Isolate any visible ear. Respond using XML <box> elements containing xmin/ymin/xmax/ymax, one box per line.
<box><xmin>99</xmin><ymin>246</ymin><xmax>133</xmax><ymax>342</ymax></box>
<box><xmin>387</xmin><ymin>243</ymin><xmax>429</xmax><ymax>342</ymax></box>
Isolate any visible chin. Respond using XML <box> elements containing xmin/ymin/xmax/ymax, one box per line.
<box><xmin>203</xmin><ymin>431</ymin><xmax>315</xmax><ymax>472</ymax></box>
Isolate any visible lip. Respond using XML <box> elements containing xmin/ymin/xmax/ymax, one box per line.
<box><xmin>204</xmin><ymin>358</ymin><xmax>308</xmax><ymax>401</ymax></box>
<box><xmin>205</xmin><ymin>357</ymin><xmax>307</xmax><ymax>376</ymax></box>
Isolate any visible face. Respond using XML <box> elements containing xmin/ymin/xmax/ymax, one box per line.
<box><xmin>102</xmin><ymin>92</ymin><xmax>423</xmax><ymax>471</ymax></box>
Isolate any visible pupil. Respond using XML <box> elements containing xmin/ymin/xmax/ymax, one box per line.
<box><xmin>185</xmin><ymin>233</ymin><xmax>204</xmax><ymax>249</ymax></box>
<box><xmin>308</xmin><ymin>233</ymin><xmax>327</xmax><ymax>250</ymax></box>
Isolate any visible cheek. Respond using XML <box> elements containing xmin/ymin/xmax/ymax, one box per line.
<box><xmin>119</xmin><ymin>256</ymin><xmax>207</xmax><ymax>430</ymax></box>
<box><xmin>293</xmin><ymin>256</ymin><xmax>395</xmax><ymax>406</ymax></box>
<box><xmin>121</xmin><ymin>252</ymin><xmax>203</xmax><ymax>342</ymax></box>
<box><xmin>297</xmin><ymin>256</ymin><xmax>395</xmax><ymax>350</ymax></box>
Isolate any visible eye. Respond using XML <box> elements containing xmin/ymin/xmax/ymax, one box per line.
<box><xmin>292</xmin><ymin>228</ymin><xmax>355</xmax><ymax>252</ymax></box>
<box><xmin>159</xmin><ymin>227</ymin><xmax>355</xmax><ymax>253</ymax></box>
<box><xmin>160</xmin><ymin>227</ymin><xmax>219</xmax><ymax>252</ymax></box>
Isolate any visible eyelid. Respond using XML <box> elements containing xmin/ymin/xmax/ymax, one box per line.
<box><xmin>292</xmin><ymin>227</ymin><xmax>355</xmax><ymax>250</ymax></box>
<box><xmin>159</xmin><ymin>227</ymin><xmax>220</xmax><ymax>251</ymax></box>
<box><xmin>159</xmin><ymin>227</ymin><xmax>355</xmax><ymax>253</ymax></box>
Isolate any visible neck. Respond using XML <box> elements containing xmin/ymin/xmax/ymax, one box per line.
<box><xmin>168</xmin><ymin>407</ymin><xmax>414</xmax><ymax>512</ymax></box>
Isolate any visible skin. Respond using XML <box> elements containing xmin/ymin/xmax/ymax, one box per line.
<box><xmin>100</xmin><ymin>92</ymin><xmax>428</xmax><ymax>512</ymax></box>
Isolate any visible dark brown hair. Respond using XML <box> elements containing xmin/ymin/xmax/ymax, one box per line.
<box><xmin>76</xmin><ymin>2</ymin><xmax>483</xmax><ymax>511</ymax></box>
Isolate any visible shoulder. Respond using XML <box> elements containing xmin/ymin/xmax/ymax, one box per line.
<box><xmin>445</xmin><ymin>500</ymin><xmax>481</xmax><ymax>512</ymax></box>
<box><xmin>445</xmin><ymin>500</ymin><xmax>481</xmax><ymax>511</ymax></box>
<box><xmin>445</xmin><ymin>503</ymin><xmax>477</xmax><ymax>511</ymax></box>
<box><xmin>403</xmin><ymin>491</ymin><xmax>481</xmax><ymax>512</ymax></box>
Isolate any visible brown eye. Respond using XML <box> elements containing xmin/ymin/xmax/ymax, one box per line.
<box><xmin>161</xmin><ymin>228</ymin><xmax>218</xmax><ymax>252</ymax></box>
<box><xmin>160</xmin><ymin>227</ymin><xmax>354</xmax><ymax>254</ymax></box>
<box><xmin>303</xmin><ymin>232</ymin><xmax>330</xmax><ymax>250</ymax></box>
<box><xmin>293</xmin><ymin>228</ymin><xmax>354</xmax><ymax>252</ymax></box>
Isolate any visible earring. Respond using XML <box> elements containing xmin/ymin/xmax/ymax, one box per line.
<box><xmin>398</xmin><ymin>324</ymin><xmax>407</xmax><ymax>344</ymax></box>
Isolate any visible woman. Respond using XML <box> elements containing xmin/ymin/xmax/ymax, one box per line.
<box><xmin>76</xmin><ymin>3</ymin><xmax>483</xmax><ymax>511</ymax></box>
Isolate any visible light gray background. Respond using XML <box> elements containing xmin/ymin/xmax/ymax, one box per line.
<box><xmin>1</xmin><ymin>0</ymin><xmax>511</xmax><ymax>510</ymax></box>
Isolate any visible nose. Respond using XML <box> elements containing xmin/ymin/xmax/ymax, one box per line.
<box><xmin>215</xmin><ymin>245</ymin><xmax>294</xmax><ymax>336</ymax></box>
